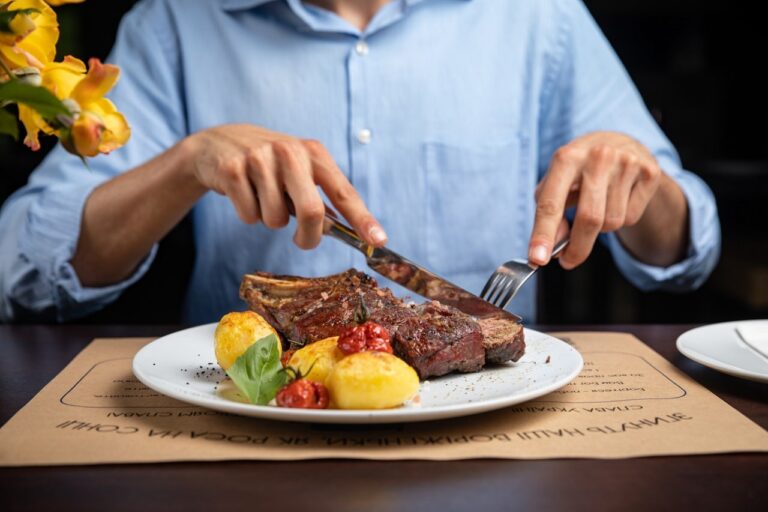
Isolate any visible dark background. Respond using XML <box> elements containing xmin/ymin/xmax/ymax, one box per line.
<box><xmin>1</xmin><ymin>0</ymin><xmax>765</xmax><ymax>324</ymax></box>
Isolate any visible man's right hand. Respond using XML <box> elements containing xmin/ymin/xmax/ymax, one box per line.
<box><xmin>71</xmin><ymin>124</ymin><xmax>386</xmax><ymax>287</ymax></box>
<box><xmin>185</xmin><ymin>124</ymin><xmax>387</xmax><ymax>249</ymax></box>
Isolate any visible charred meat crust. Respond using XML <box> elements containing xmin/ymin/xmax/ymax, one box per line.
<box><xmin>393</xmin><ymin>301</ymin><xmax>485</xmax><ymax>379</ymax></box>
<box><xmin>240</xmin><ymin>269</ymin><xmax>524</xmax><ymax>379</ymax></box>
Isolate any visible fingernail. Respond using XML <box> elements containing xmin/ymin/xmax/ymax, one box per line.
<box><xmin>368</xmin><ymin>225</ymin><xmax>387</xmax><ymax>245</ymax></box>
<box><xmin>530</xmin><ymin>245</ymin><xmax>548</xmax><ymax>263</ymax></box>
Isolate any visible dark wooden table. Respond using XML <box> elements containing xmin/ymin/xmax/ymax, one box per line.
<box><xmin>1</xmin><ymin>324</ymin><xmax>767</xmax><ymax>512</ymax></box>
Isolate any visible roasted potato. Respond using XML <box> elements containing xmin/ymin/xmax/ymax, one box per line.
<box><xmin>327</xmin><ymin>351</ymin><xmax>419</xmax><ymax>409</ymax></box>
<box><xmin>214</xmin><ymin>311</ymin><xmax>280</xmax><ymax>370</ymax></box>
<box><xmin>287</xmin><ymin>337</ymin><xmax>344</xmax><ymax>384</ymax></box>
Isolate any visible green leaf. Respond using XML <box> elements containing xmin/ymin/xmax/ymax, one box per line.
<box><xmin>0</xmin><ymin>8</ymin><xmax>39</xmax><ymax>34</ymax></box>
<box><xmin>0</xmin><ymin>107</ymin><xmax>18</xmax><ymax>140</ymax></box>
<box><xmin>0</xmin><ymin>80</ymin><xmax>69</xmax><ymax>120</ymax></box>
<box><xmin>225</xmin><ymin>334</ymin><xmax>287</xmax><ymax>405</ymax></box>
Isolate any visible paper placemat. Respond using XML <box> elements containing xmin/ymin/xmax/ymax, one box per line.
<box><xmin>1</xmin><ymin>332</ymin><xmax>767</xmax><ymax>466</ymax></box>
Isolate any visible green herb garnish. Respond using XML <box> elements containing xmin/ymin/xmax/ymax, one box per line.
<box><xmin>225</xmin><ymin>334</ymin><xmax>287</xmax><ymax>405</ymax></box>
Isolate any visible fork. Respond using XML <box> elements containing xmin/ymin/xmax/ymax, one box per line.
<box><xmin>480</xmin><ymin>237</ymin><xmax>570</xmax><ymax>310</ymax></box>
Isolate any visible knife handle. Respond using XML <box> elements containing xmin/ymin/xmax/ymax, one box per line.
<box><xmin>322</xmin><ymin>210</ymin><xmax>373</xmax><ymax>256</ymax></box>
<box><xmin>284</xmin><ymin>196</ymin><xmax>372</xmax><ymax>256</ymax></box>
<box><xmin>550</xmin><ymin>236</ymin><xmax>569</xmax><ymax>259</ymax></box>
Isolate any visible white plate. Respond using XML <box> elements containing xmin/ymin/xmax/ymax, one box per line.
<box><xmin>677</xmin><ymin>320</ymin><xmax>768</xmax><ymax>383</ymax></box>
<box><xmin>133</xmin><ymin>324</ymin><xmax>583</xmax><ymax>424</ymax></box>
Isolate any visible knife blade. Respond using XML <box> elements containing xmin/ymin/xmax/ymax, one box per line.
<box><xmin>319</xmin><ymin>206</ymin><xmax>523</xmax><ymax>323</ymax></box>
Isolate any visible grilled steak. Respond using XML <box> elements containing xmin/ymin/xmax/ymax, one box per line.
<box><xmin>393</xmin><ymin>301</ymin><xmax>484</xmax><ymax>377</ymax></box>
<box><xmin>477</xmin><ymin>315</ymin><xmax>526</xmax><ymax>363</ymax></box>
<box><xmin>240</xmin><ymin>270</ymin><xmax>412</xmax><ymax>343</ymax></box>
<box><xmin>240</xmin><ymin>269</ymin><xmax>524</xmax><ymax>379</ymax></box>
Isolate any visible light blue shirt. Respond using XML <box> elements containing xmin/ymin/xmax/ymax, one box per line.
<box><xmin>0</xmin><ymin>0</ymin><xmax>720</xmax><ymax>324</ymax></box>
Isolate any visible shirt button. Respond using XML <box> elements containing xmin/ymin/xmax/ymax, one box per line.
<box><xmin>357</xmin><ymin>128</ymin><xmax>372</xmax><ymax>144</ymax></box>
<box><xmin>355</xmin><ymin>40</ymin><xmax>369</xmax><ymax>56</ymax></box>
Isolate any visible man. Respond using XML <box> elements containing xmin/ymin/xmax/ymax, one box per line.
<box><xmin>0</xmin><ymin>0</ymin><xmax>720</xmax><ymax>323</ymax></box>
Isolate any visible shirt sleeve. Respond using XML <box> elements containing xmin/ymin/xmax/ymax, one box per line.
<box><xmin>537</xmin><ymin>0</ymin><xmax>720</xmax><ymax>292</ymax></box>
<box><xmin>0</xmin><ymin>0</ymin><xmax>187</xmax><ymax>322</ymax></box>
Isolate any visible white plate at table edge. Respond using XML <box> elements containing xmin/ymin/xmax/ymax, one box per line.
<box><xmin>676</xmin><ymin>320</ymin><xmax>768</xmax><ymax>383</ymax></box>
<box><xmin>133</xmin><ymin>323</ymin><xmax>583</xmax><ymax>424</ymax></box>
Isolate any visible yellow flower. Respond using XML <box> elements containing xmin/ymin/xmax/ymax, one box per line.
<box><xmin>0</xmin><ymin>0</ymin><xmax>59</xmax><ymax>70</ymax></box>
<box><xmin>0</xmin><ymin>8</ymin><xmax>35</xmax><ymax>45</ymax></box>
<box><xmin>18</xmin><ymin>97</ymin><xmax>46</xmax><ymax>150</ymax></box>
<box><xmin>19</xmin><ymin>56</ymin><xmax>130</xmax><ymax>156</ymax></box>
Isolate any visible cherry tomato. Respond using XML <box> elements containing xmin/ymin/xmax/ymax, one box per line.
<box><xmin>337</xmin><ymin>322</ymin><xmax>393</xmax><ymax>355</ymax></box>
<box><xmin>276</xmin><ymin>379</ymin><xmax>329</xmax><ymax>409</ymax></box>
<box><xmin>365</xmin><ymin>335</ymin><xmax>393</xmax><ymax>354</ymax></box>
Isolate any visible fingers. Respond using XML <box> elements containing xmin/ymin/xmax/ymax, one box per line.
<box><xmin>239</xmin><ymin>136</ymin><xmax>381</xmax><ymax>250</ymax></box>
<box><xmin>272</xmin><ymin>140</ymin><xmax>325</xmax><ymax>249</ymax></box>
<box><xmin>203</xmin><ymin>127</ymin><xmax>382</xmax><ymax>250</ymax></box>
<box><xmin>559</xmin><ymin>145</ymin><xmax>615</xmax><ymax>270</ymax></box>
<box><xmin>201</xmin><ymin>138</ymin><xmax>262</xmax><ymax>223</ymax></box>
<box><xmin>602</xmin><ymin>157</ymin><xmax>636</xmax><ymax>233</ymax></box>
<box><xmin>529</xmin><ymin>146</ymin><xmax>584</xmax><ymax>265</ymax></box>
<box><xmin>245</xmin><ymin>143</ymin><xmax>290</xmax><ymax>230</ymax></box>
<box><xmin>306</xmin><ymin>139</ymin><xmax>387</xmax><ymax>247</ymax></box>
<box><xmin>625</xmin><ymin>161</ymin><xmax>661</xmax><ymax>226</ymax></box>
<box><xmin>534</xmin><ymin>133</ymin><xmax>664</xmax><ymax>270</ymax></box>
<box><xmin>219</xmin><ymin>158</ymin><xmax>261</xmax><ymax>224</ymax></box>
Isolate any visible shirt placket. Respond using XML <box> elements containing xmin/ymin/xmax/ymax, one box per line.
<box><xmin>346</xmin><ymin>37</ymin><xmax>372</xmax><ymax>209</ymax></box>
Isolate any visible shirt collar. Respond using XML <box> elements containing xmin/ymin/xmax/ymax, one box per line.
<box><xmin>221</xmin><ymin>0</ymin><xmax>473</xmax><ymax>37</ymax></box>
<box><xmin>220</xmin><ymin>0</ymin><xmax>471</xmax><ymax>11</ymax></box>
<box><xmin>220</xmin><ymin>0</ymin><xmax>275</xmax><ymax>10</ymax></box>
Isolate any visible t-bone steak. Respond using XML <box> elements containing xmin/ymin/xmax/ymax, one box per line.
<box><xmin>239</xmin><ymin>269</ymin><xmax>525</xmax><ymax>379</ymax></box>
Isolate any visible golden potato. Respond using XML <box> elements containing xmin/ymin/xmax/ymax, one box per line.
<box><xmin>327</xmin><ymin>352</ymin><xmax>419</xmax><ymax>409</ymax></box>
<box><xmin>287</xmin><ymin>337</ymin><xmax>344</xmax><ymax>384</ymax></box>
<box><xmin>214</xmin><ymin>311</ymin><xmax>280</xmax><ymax>370</ymax></box>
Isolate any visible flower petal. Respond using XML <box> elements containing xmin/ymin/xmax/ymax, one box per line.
<box><xmin>80</xmin><ymin>98</ymin><xmax>131</xmax><ymax>153</ymax></box>
<box><xmin>99</xmin><ymin>110</ymin><xmax>131</xmax><ymax>153</ymax></box>
<box><xmin>45</xmin><ymin>0</ymin><xmax>86</xmax><ymax>6</ymax></box>
<box><xmin>18</xmin><ymin>103</ymin><xmax>43</xmax><ymax>151</ymax></box>
<box><xmin>8</xmin><ymin>13</ymin><xmax>36</xmax><ymax>40</ymax></box>
<box><xmin>67</xmin><ymin>111</ymin><xmax>104</xmax><ymax>158</ymax></box>
<box><xmin>1</xmin><ymin>0</ymin><xmax>59</xmax><ymax>68</ymax></box>
<box><xmin>71</xmin><ymin>58</ymin><xmax>119</xmax><ymax>106</ymax></box>
<box><xmin>41</xmin><ymin>55</ymin><xmax>86</xmax><ymax>99</ymax></box>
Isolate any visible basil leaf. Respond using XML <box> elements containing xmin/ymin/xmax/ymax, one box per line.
<box><xmin>225</xmin><ymin>334</ymin><xmax>287</xmax><ymax>405</ymax></box>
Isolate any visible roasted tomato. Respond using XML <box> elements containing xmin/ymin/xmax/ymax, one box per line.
<box><xmin>337</xmin><ymin>322</ymin><xmax>393</xmax><ymax>355</ymax></box>
<box><xmin>275</xmin><ymin>379</ymin><xmax>330</xmax><ymax>409</ymax></box>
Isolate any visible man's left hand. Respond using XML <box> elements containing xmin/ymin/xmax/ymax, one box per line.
<box><xmin>529</xmin><ymin>131</ymin><xmax>686</xmax><ymax>269</ymax></box>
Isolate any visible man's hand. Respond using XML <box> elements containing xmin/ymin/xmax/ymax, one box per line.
<box><xmin>72</xmin><ymin>124</ymin><xmax>387</xmax><ymax>287</ymax></box>
<box><xmin>186</xmin><ymin>124</ymin><xmax>387</xmax><ymax>249</ymax></box>
<box><xmin>529</xmin><ymin>131</ymin><xmax>688</xmax><ymax>269</ymax></box>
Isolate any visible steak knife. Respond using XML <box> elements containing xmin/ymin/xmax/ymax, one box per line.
<box><xmin>315</xmin><ymin>205</ymin><xmax>523</xmax><ymax>323</ymax></box>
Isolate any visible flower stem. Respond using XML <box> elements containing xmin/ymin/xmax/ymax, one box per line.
<box><xmin>0</xmin><ymin>57</ymin><xmax>15</xmax><ymax>82</ymax></box>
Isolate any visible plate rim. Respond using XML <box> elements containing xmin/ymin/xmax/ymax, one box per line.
<box><xmin>133</xmin><ymin>324</ymin><xmax>584</xmax><ymax>423</ymax></box>
<box><xmin>676</xmin><ymin>320</ymin><xmax>768</xmax><ymax>383</ymax></box>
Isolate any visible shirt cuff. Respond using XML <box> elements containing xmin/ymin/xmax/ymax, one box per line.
<box><xmin>17</xmin><ymin>180</ymin><xmax>158</xmax><ymax>321</ymax></box>
<box><xmin>605</xmin><ymin>170</ymin><xmax>720</xmax><ymax>292</ymax></box>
